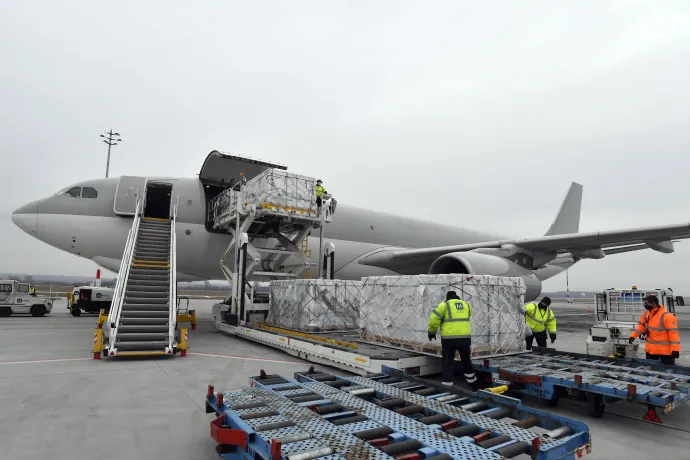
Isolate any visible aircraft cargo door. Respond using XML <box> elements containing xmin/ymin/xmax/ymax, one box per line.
<box><xmin>114</xmin><ymin>176</ymin><xmax>147</xmax><ymax>215</ymax></box>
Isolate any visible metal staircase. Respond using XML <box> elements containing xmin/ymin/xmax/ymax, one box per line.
<box><xmin>208</xmin><ymin>168</ymin><xmax>334</xmax><ymax>323</ymax></box>
<box><xmin>106</xmin><ymin>193</ymin><xmax>179</xmax><ymax>357</ymax></box>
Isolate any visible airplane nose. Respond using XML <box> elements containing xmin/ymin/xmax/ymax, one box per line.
<box><xmin>11</xmin><ymin>201</ymin><xmax>39</xmax><ymax>236</ymax></box>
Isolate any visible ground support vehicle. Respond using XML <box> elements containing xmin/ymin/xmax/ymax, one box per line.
<box><xmin>472</xmin><ymin>346</ymin><xmax>690</xmax><ymax>423</ymax></box>
<box><xmin>204</xmin><ymin>366</ymin><xmax>592</xmax><ymax>459</ymax></box>
<box><xmin>0</xmin><ymin>280</ymin><xmax>52</xmax><ymax>317</ymax></box>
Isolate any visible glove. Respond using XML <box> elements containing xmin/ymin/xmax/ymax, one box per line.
<box><xmin>629</xmin><ymin>337</ymin><xmax>635</xmax><ymax>345</ymax></box>
<box><xmin>428</xmin><ymin>332</ymin><xmax>436</xmax><ymax>341</ymax></box>
<box><xmin>549</xmin><ymin>334</ymin><xmax>556</xmax><ymax>344</ymax></box>
<box><xmin>672</xmin><ymin>351</ymin><xmax>680</xmax><ymax>359</ymax></box>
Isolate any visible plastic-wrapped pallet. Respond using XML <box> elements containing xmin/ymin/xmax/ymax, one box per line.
<box><xmin>359</xmin><ymin>274</ymin><xmax>526</xmax><ymax>358</ymax></box>
<box><xmin>241</xmin><ymin>169</ymin><xmax>317</xmax><ymax>213</ymax></box>
<box><xmin>267</xmin><ymin>279</ymin><xmax>362</xmax><ymax>331</ymax></box>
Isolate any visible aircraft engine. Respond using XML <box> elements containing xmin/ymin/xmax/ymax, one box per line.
<box><xmin>428</xmin><ymin>251</ymin><xmax>542</xmax><ymax>301</ymax></box>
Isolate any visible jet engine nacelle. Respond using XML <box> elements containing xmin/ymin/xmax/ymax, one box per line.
<box><xmin>428</xmin><ymin>251</ymin><xmax>542</xmax><ymax>301</ymax></box>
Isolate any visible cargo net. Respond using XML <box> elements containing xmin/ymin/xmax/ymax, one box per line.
<box><xmin>267</xmin><ymin>279</ymin><xmax>361</xmax><ymax>332</ymax></box>
<box><xmin>359</xmin><ymin>274</ymin><xmax>527</xmax><ymax>358</ymax></box>
<box><xmin>212</xmin><ymin>168</ymin><xmax>318</xmax><ymax>221</ymax></box>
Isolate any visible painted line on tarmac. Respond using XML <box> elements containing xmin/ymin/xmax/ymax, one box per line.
<box><xmin>188</xmin><ymin>351</ymin><xmax>303</xmax><ymax>364</ymax></box>
<box><xmin>0</xmin><ymin>357</ymin><xmax>92</xmax><ymax>366</ymax></box>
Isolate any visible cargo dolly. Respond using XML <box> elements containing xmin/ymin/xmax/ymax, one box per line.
<box><xmin>205</xmin><ymin>367</ymin><xmax>591</xmax><ymax>459</ymax></box>
<box><xmin>472</xmin><ymin>347</ymin><xmax>690</xmax><ymax>423</ymax></box>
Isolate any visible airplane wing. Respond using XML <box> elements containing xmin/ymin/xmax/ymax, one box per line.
<box><xmin>358</xmin><ymin>182</ymin><xmax>690</xmax><ymax>272</ymax></box>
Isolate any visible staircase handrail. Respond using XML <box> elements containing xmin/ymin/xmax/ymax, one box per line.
<box><xmin>168</xmin><ymin>196</ymin><xmax>178</xmax><ymax>352</ymax></box>
<box><xmin>108</xmin><ymin>195</ymin><xmax>143</xmax><ymax>351</ymax></box>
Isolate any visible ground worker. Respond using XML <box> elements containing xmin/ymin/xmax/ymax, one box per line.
<box><xmin>629</xmin><ymin>294</ymin><xmax>680</xmax><ymax>365</ymax></box>
<box><xmin>29</xmin><ymin>286</ymin><xmax>36</xmax><ymax>296</ymax></box>
<box><xmin>315</xmin><ymin>180</ymin><xmax>327</xmax><ymax>211</ymax></box>
<box><xmin>427</xmin><ymin>291</ymin><xmax>480</xmax><ymax>389</ymax></box>
<box><xmin>523</xmin><ymin>297</ymin><xmax>557</xmax><ymax>350</ymax></box>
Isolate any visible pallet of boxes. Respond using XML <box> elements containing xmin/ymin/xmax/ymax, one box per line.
<box><xmin>265</xmin><ymin>274</ymin><xmax>526</xmax><ymax>359</ymax></box>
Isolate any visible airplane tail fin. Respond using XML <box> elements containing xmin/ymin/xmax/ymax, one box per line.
<box><xmin>544</xmin><ymin>182</ymin><xmax>583</xmax><ymax>236</ymax></box>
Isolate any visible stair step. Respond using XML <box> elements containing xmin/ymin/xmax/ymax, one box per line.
<box><xmin>125</xmin><ymin>290</ymin><xmax>169</xmax><ymax>298</ymax></box>
<box><xmin>118</xmin><ymin>325</ymin><xmax>170</xmax><ymax>333</ymax></box>
<box><xmin>124</xmin><ymin>297</ymin><xmax>169</xmax><ymax>304</ymax></box>
<box><xmin>136</xmin><ymin>245</ymin><xmax>170</xmax><ymax>251</ymax></box>
<box><xmin>116</xmin><ymin>332</ymin><xmax>170</xmax><ymax>341</ymax></box>
<box><xmin>139</xmin><ymin>229</ymin><xmax>169</xmax><ymax>236</ymax></box>
<box><xmin>125</xmin><ymin>284</ymin><xmax>170</xmax><ymax>292</ymax></box>
<box><xmin>128</xmin><ymin>276</ymin><xmax>169</xmax><ymax>284</ymax></box>
<box><xmin>120</xmin><ymin>311</ymin><xmax>169</xmax><ymax>318</ymax></box>
<box><xmin>122</xmin><ymin>303</ymin><xmax>170</xmax><ymax>311</ymax></box>
<box><xmin>134</xmin><ymin>255</ymin><xmax>169</xmax><ymax>261</ymax></box>
<box><xmin>127</xmin><ymin>280</ymin><xmax>169</xmax><ymax>288</ymax></box>
<box><xmin>115</xmin><ymin>341</ymin><xmax>168</xmax><ymax>351</ymax></box>
<box><xmin>129</xmin><ymin>267</ymin><xmax>169</xmax><ymax>273</ymax></box>
<box><xmin>137</xmin><ymin>236</ymin><xmax>170</xmax><ymax>242</ymax></box>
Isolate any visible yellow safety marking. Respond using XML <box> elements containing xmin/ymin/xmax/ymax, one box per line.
<box><xmin>485</xmin><ymin>385</ymin><xmax>509</xmax><ymax>394</ymax></box>
<box><xmin>115</xmin><ymin>351</ymin><xmax>167</xmax><ymax>356</ymax></box>
<box><xmin>257</xmin><ymin>203</ymin><xmax>316</xmax><ymax>215</ymax></box>
<box><xmin>256</xmin><ymin>323</ymin><xmax>358</xmax><ymax>350</ymax></box>
<box><xmin>133</xmin><ymin>259</ymin><xmax>168</xmax><ymax>264</ymax></box>
<box><xmin>355</xmin><ymin>357</ymin><xmax>367</xmax><ymax>363</ymax></box>
<box><xmin>97</xmin><ymin>309</ymin><xmax>109</xmax><ymax>327</ymax></box>
<box><xmin>131</xmin><ymin>263</ymin><xmax>170</xmax><ymax>269</ymax></box>
<box><xmin>143</xmin><ymin>217</ymin><xmax>169</xmax><ymax>222</ymax></box>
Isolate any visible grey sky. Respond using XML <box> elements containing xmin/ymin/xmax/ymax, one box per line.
<box><xmin>2</xmin><ymin>1</ymin><xmax>690</xmax><ymax>292</ymax></box>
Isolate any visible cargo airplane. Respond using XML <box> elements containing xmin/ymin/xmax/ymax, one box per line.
<box><xmin>11</xmin><ymin>151</ymin><xmax>690</xmax><ymax>301</ymax></box>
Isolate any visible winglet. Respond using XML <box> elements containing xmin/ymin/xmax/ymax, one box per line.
<box><xmin>545</xmin><ymin>182</ymin><xmax>583</xmax><ymax>236</ymax></box>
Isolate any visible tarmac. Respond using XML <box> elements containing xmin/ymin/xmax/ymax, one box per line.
<box><xmin>0</xmin><ymin>299</ymin><xmax>689</xmax><ymax>460</ymax></box>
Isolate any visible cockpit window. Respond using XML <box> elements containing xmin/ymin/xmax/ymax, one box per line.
<box><xmin>65</xmin><ymin>187</ymin><xmax>81</xmax><ymax>198</ymax></box>
<box><xmin>82</xmin><ymin>187</ymin><xmax>98</xmax><ymax>199</ymax></box>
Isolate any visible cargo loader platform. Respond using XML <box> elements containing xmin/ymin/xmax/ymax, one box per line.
<box><xmin>205</xmin><ymin>367</ymin><xmax>591</xmax><ymax>459</ymax></box>
<box><xmin>473</xmin><ymin>347</ymin><xmax>690</xmax><ymax>422</ymax></box>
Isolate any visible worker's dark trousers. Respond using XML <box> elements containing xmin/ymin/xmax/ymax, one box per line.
<box><xmin>646</xmin><ymin>352</ymin><xmax>675</xmax><ymax>365</ymax></box>
<box><xmin>525</xmin><ymin>330</ymin><xmax>548</xmax><ymax>350</ymax></box>
<box><xmin>441</xmin><ymin>338</ymin><xmax>477</xmax><ymax>385</ymax></box>
<box><xmin>316</xmin><ymin>196</ymin><xmax>322</xmax><ymax>208</ymax></box>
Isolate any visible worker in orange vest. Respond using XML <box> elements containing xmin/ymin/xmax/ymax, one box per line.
<box><xmin>629</xmin><ymin>294</ymin><xmax>680</xmax><ymax>365</ymax></box>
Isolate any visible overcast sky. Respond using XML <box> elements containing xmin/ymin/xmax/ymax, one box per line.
<box><xmin>2</xmin><ymin>1</ymin><xmax>690</xmax><ymax>292</ymax></box>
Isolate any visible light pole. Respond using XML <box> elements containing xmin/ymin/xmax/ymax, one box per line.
<box><xmin>100</xmin><ymin>129</ymin><xmax>122</xmax><ymax>178</ymax></box>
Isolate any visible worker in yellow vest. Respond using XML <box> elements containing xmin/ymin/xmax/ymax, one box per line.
<box><xmin>315</xmin><ymin>180</ymin><xmax>327</xmax><ymax>212</ymax></box>
<box><xmin>523</xmin><ymin>297</ymin><xmax>557</xmax><ymax>350</ymax></box>
<box><xmin>428</xmin><ymin>291</ymin><xmax>479</xmax><ymax>389</ymax></box>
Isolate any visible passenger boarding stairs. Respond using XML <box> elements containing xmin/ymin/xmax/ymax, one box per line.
<box><xmin>106</xmin><ymin>196</ymin><xmax>179</xmax><ymax>357</ymax></box>
<box><xmin>208</xmin><ymin>168</ymin><xmax>334</xmax><ymax>319</ymax></box>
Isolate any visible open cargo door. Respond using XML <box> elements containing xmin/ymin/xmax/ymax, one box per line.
<box><xmin>114</xmin><ymin>176</ymin><xmax>147</xmax><ymax>216</ymax></box>
<box><xmin>199</xmin><ymin>150</ymin><xmax>287</xmax><ymax>189</ymax></box>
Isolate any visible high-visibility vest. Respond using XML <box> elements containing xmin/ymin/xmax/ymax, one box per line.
<box><xmin>428</xmin><ymin>299</ymin><xmax>472</xmax><ymax>339</ymax></box>
<box><xmin>29</xmin><ymin>287</ymin><xmax>35</xmax><ymax>295</ymax></box>
<box><xmin>525</xmin><ymin>303</ymin><xmax>557</xmax><ymax>334</ymax></box>
<box><xmin>630</xmin><ymin>305</ymin><xmax>680</xmax><ymax>355</ymax></box>
<box><xmin>315</xmin><ymin>185</ymin><xmax>327</xmax><ymax>197</ymax></box>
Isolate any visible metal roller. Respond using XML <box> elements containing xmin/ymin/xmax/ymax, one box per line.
<box><xmin>286</xmin><ymin>392</ymin><xmax>317</xmax><ymax>399</ymax></box>
<box><xmin>240</xmin><ymin>410</ymin><xmax>280</xmax><ymax>420</ymax></box>
<box><xmin>485</xmin><ymin>407</ymin><xmax>512</xmax><ymax>419</ymax></box>
<box><xmin>378</xmin><ymin>398</ymin><xmax>406</xmax><ymax>409</ymax></box>
<box><xmin>290</xmin><ymin>394</ymin><xmax>325</xmax><ymax>403</ymax></box>
<box><xmin>436</xmin><ymin>394</ymin><xmax>460</xmax><ymax>403</ymax></box>
<box><xmin>460</xmin><ymin>402</ymin><xmax>487</xmax><ymax>412</ymax></box>
<box><xmin>414</xmin><ymin>388</ymin><xmax>438</xmax><ymax>396</ymax></box>
<box><xmin>378</xmin><ymin>377</ymin><xmax>401</xmax><ymax>384</ymax></box>
<box><xmin>274</xmin><ymin>385</ymin><xmax>302</xmax><ymax>391</ymax></box>
<box><xmin>310</xmin><ymin>374</ymin><xmax>337</xmax><ymax>382</ymax></box>
<box><xmin>395</xmin><ymin>405</ymin><xmax>425</xmax><ymax>415</ymax></box>
<box><xmin>418</xmin><ymin>414</ymin><xmax>451</xmax><ymax>425</ymax></box>
<box><xmin>512</xmin><ymin>416</ymin><xmax>540</xmax><ymax>429</ymax></box>
<box><xmin>447</xmin><ymin>424</ymin><xmax>479</xmax><ymax>437</ymax></box>
<box><xmin>496</xmin><ymin>441</ymin><xmax>531</xmax><ymax>458</ymax></box>
<box><xmin>381</xmin><ymin>439</ymin><xmax>422</xmax><ymax>456</ymax></box>
<box><xmin>354</xmin><ymin>426</ymin><xmax>394</xmax><ymax>441</ymax></box>
<box><xmin>255</xmin><ymin>420</ymin><xmax>297</xmax><ymax>432</ymax></box>
<box><xmin>277</xmin><ymin>432</ymin><xmax>313</xmax><ymax>444</ymax></box>
<box><xmin>313</xmin><ymin>404</ymin><xmax>344</xmax><ymax>415</ymax></box>
<box><xmin>285</xmin><ymin>447</ymin><xmax>334</xmax><ymax>460</ymax></box>
<box><xmin>425</xmin><ymin>455</ymin><xmax>453</xmax><ymax>460</ymax></box>
<box><xmin>478</xmin><ymin>434</ymin><xmax>512</xmax><ymax>448</ymax></box>
<box><xmin>324</xmin><ymin>380</ymin><xmax>352</xmax><ymax>388</ymax></box>
<box><xmin>258</xmin><ymin>378</ymin><xmax>289</xmax><ymax>385</ymax></box>
<box><xmin>347</xmin><ymin>388</ymin><xmax>375</xmax><ymax>396</ymax></box>
<box><xmin>544</xmin><ymin>426</ymin><xmax>573</xmax><ymax>439</ymax></box>
<box><xmin>230</xmin><ymin>402</ymin><xmax>266</xmax><ymax>410</ymax></box>
<box><xmin>332</xmin><ymin>414</ymin><xmax>369</xmax><ymax>425</ymax></box>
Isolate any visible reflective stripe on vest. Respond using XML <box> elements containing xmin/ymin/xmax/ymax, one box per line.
<box><xmin>438</xmin><ymin>300</ymin><xmax>471</xmax><ymax>338</ymax></box>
